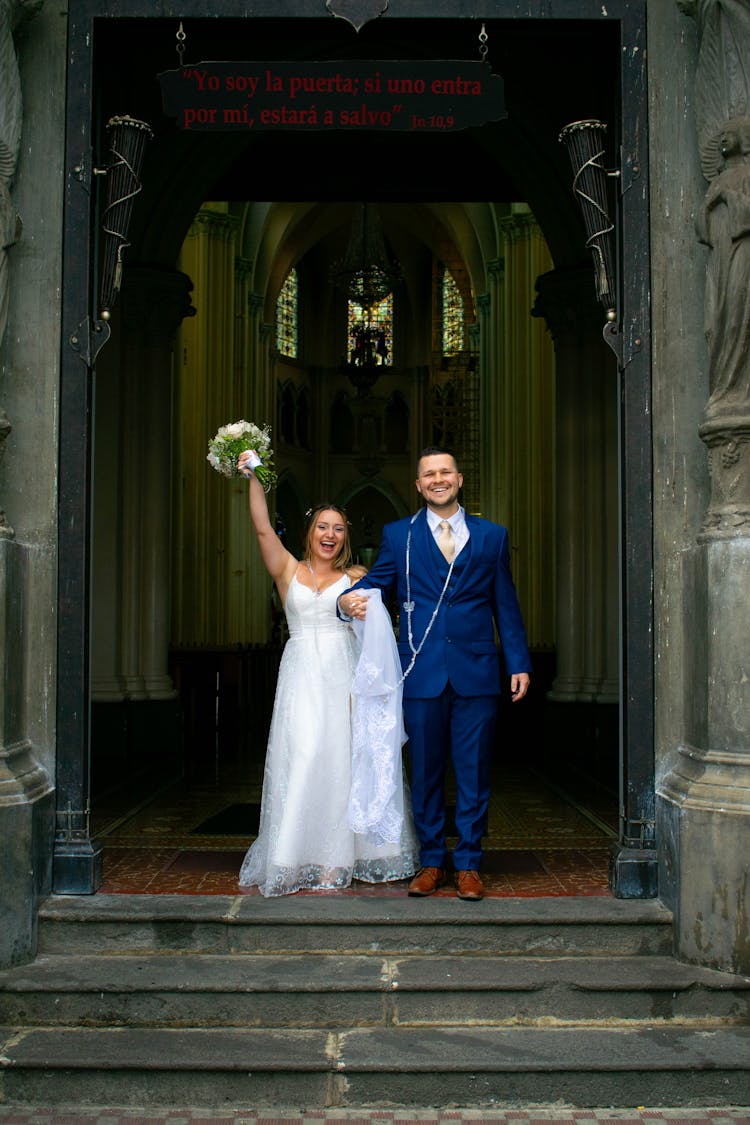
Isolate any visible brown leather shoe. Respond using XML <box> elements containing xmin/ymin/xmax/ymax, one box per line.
<box><xmin>455</xmin><ymin>869</ymin><xmax>484</xmax><ymax>900</ymax></box>
<box><xmin>408</xmin><ymin>866</ymin><xmax>445</xmax><ymax>897</ymax></box>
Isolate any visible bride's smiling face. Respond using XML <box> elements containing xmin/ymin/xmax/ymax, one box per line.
<box><xmin>305</xmin><ymin>508</ymin><xmax>349</xmax><ymax>567</ymax></box>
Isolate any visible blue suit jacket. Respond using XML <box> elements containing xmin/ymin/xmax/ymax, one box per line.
<box><xmin>350</xmin><ymin>509</ymin><xmax>531</xmax><ymax>699</ymax></box>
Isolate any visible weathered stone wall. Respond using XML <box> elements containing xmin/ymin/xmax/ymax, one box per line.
<box><xmin>649</xmin><ymin>1</ymin><xmax>711</xmax><ymax>788</ymax></box>
<box><xmin>0</xmin><ymin>0</ymin><xmax>64</xmax><ymax>967</ymax></box>
<box><xmin>649</xmin><ymin>2</ymin><xmax>710</xmax><ymax>816</ymax></box>
<box><xmin>652</xmin><ymin>2</ymin><xmax>750</xmax><ymax>973</ymax></box>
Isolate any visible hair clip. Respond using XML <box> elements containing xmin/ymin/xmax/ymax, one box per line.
<box><xmin>304</xmin><ymin>504</ymin><xmax>350</xmax><ymax>524</ymax></box>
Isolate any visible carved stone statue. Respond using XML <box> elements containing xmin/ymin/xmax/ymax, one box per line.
<box><xmin>0</xmin><ymin>0</ymin><xmax>33</xmax><ymax>346</ymax></box>
<box><xmin>677</xmin><ymin>1</ymin><xmax>750</xmax><ymax>149</ymax></box>
<box><xmin>679</xmin><ymin>0</ymin><xmax>750</xmax><ymax>423</ymax></box>
<box><xmin>697</xmin><ymin>115</ymin><xmax>750</xmax><ymax>421</ymax></box>
<box><xmin>679</xmin><ymin>1</ymin><xmax>750</xmax><ymax>536</ymax></box>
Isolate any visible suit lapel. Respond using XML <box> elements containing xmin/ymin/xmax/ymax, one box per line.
<box><xmin>448</xmin><ymin>522</ymin><xmax>473</xmax><ymax>592</ymax></box>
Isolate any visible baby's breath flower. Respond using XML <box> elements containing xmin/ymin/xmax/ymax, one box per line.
<box><xmin>207</xmin><ymin>421</ymin><xmax>277</xmax><ymax>492</ymax></box>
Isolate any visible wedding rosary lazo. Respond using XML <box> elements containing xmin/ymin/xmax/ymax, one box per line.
<box><xmin>399</xmin><ymin>510</ymin><xmax>456</xmax><ymax>685</ymax></box>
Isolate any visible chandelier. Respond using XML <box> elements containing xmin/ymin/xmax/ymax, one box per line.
<box><xmin>331</xmin><ymin>202</ymin><xmax>402</xmax><ymax>307</ymax></box>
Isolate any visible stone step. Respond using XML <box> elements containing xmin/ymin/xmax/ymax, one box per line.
<box><xmin>1</xmin><ymin>1024</ymin><xmax>749</xmax><ymax>1108</ymax></box>
<box><xmin>9</xmin><ymin>894</ymin><xmax>749</xmax><ymax>1111</ymax></box>
<box><xmin>1</xmin><ymin>953</ymin><xmax>748</xmax><ymax>1028</ymax></box>
<box><xmin>37</xmin><ymin>894</ymin><xmax>675</xmax><ymax>956</ymax></box>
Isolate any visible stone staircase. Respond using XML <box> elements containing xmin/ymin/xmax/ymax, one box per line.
<box><xmin>1</xmin><ymin>893</ymin><xmax>749</xmax><ymax>1110</ymax></box>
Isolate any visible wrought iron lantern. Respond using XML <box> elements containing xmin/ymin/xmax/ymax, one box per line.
<box><xmin>97</xmin><ymin>115</ymin><xmax>153</xmax><ymax>320</ymax></box>
<box><xmin>559</xmin><ymin>119</ymin><xmax>618</xmax><ymax>321</ymax></box>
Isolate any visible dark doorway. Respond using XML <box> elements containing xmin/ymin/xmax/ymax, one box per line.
<box><xmin>56</xmin><ymin>1</ymin><xmax>652</xmax><ymax>898</ymax></box>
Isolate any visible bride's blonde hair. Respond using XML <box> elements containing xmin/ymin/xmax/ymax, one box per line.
<box><xmin>303</xmin><ymin>503</ymin><xmax>353</xmax><ymax>570</ymax></box>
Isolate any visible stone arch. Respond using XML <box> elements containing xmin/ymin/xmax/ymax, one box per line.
<box><xmin>54</xmin><ymin>4</ymin><xmax>652</xmax><ymax>901</ymax></box>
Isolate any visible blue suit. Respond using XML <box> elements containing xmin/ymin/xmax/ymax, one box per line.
<box><xmin>349</xmin><ymin>508</ymin><xmax>531</xmax><ymax>870</ymax></box>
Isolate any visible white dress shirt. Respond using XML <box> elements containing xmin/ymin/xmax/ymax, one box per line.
<box><xmin>425</xmin><ymin>505</ymin><xmax>469</xmax><ymax>558</ymax></box>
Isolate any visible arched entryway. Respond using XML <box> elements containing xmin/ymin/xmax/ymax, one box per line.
<box><xmin>55</xmin><ymin>0</ymin><xmax>652</xmax><ymax>898</ymax></box>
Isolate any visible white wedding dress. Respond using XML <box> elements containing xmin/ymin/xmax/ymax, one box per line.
<box><xmin>239</xmin><ymin>572</ymin><xmax>419</xmax><ymax>897</ymax></box>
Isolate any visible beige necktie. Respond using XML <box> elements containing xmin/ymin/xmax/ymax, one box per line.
<box><xmin>437</xmin><ymin>519</ymin><xmax>455</xmax><ymax>563</ymax></box>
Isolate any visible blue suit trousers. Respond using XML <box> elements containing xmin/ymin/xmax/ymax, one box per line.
<box><xmin>403</xmin><ymin>686</ymin><xmax>498</xmax><ymax>870</ymax></box>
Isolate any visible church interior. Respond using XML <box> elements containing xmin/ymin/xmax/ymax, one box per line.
<box><xmin>85</xmin><ymin>14</ymin><xmax>622</xmax><ymax>896</ymax></box>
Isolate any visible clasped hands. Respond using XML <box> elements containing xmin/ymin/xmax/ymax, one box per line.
<box><xmin>340</xmin><ymin>587</ymin><xmax>531</xmax><ymax>702</ymax></box>
<box><xmin>339</xmin><ymin>590</ymin><xmax>368</xmax><ymax>620</ymax></box>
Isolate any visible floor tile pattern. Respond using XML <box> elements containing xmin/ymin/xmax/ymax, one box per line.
<box><xmin>1</xmin><ymin>1108</ymin><xmax>749</xmax><ymax>1124</ymax></box>
<box><xmin>94</xmin><ymin>764</ymin><xmax>617</xmax><ymax>898</ymax></box>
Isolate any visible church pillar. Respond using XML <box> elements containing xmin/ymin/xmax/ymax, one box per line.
<box><xmin>173</xmin><ymin>206</ymin><xmax>239</xmax><ymax>647</ymax></box>
<box><xmin>224</xmin><ymin>274</ymin><xmax>275</xmax><ymax>646</ymax></box>
<box><xmin>532</xmin><ymin>267</ymin><xmax>618</xmax><ymax>703</ymax></box>
<box><xmin>481</xmin><ymin>210</ymin><xmax>556</xmax><ymax>652</ymax></box>
<box><xmin>93</xmin><ymin>268</ymin><xmax>193</xmax><ymax>702</ymax></box>
<box><xmin>657</xmin><ymin>0</ymin><xmax>750</xmax><ymax>973</ymax></box>
<box><xmin>479</xmin><ymin>277</ymin><xmax>500</xmax><ymax>523</ymax></box>
<box><xmin>499</xmin><ymin>212</ymin><xmax>556</xmax><ymax>651</ymax></box>
<box><xmin>226</xmin><ymin>261</ymin><xmax>255</xmax><ymax>643</ymax></box>
<box><xmin>0</xmin><ymin>0</ymin><xmax>21</xmax><ymax>542</ymax></box>
<box><xmin>120</xmin><ymin>268</ymin><xmax>194</xmax><ymax>698</ymax></box>
<box><xmin>245</xmin><ymin>311</ymin><xmax>276</xmax><ymax>643</ymax></box>
<box><xmin>659</xmin><ymin>410</ymin><xmax>750</xmax><ymax>974</ymax></box>
<box><xmin>0</xmin><ymin>2</ymin><xmax>55</xmax><ymax>934</ymax></box>
<box><xmin>89</xmin><ymin>268</ymin><xmax>193</xmax><ymax>806</ymax></box>
<box><xmin>0</xmin><ymin>530</ymin><xmax>54</xmax><ymax>958</ymax></box>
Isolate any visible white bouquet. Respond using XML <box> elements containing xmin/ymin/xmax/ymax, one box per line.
<box><xmin>206</xmin><ymin>420</ymin><xmax>277</xmax><ymax>492</ymax></box>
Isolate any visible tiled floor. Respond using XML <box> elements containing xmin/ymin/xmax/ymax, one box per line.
<box><xmin>93</xmin><ymin>761</ymin><xmax>617</xmax><ymax>898</ymax></box>
<box><xmin>2</xmin><ymin>1109</ymin><xmax>750</xmax><ymax>1124</ymax></box>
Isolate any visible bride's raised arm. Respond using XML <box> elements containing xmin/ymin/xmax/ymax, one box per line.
<box><xmin>238</xmin><ymin>450</ymin><xmax>297</xmax><ymax>601</ymax></box>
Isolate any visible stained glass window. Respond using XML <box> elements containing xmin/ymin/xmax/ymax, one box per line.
<box><xmin>442</xmin><ymin>270</ymin><xmax>464</xmax><ymax>355</ymax></box>
<box><xmin>347</xmin><ymin>294</ymin><xmax>392</xmax><ymax>367</ymax></box>
<box><xmin>276</xmin><ymin>269</ymin><xmax>298</xmax><ymax>358</ymax></box>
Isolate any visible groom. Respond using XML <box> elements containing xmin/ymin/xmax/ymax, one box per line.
<box><xmin>338</xmin><ymin>448</ymin><xmax>531</xmax><ymax>901</ymax></box>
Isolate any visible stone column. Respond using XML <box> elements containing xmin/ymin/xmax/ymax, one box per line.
<box><xmin>500</xmin><ymin>212</ymin><xmax>556</xmax><ymax>650</ymax></box>
<box><xmin>117</xmin><ymin>268</ymin><xmax>194</xmax><ymax>699</ymax></box>
<box><xmin>481</xmin><ymin>213</ymin><xmax>556</xmax><ymax>651</ymax></box>
<box><xmin>223</xmin><ymin>275</ymin><xmax>275</xmax><ymax>646</ymax></box>
<box><xmin>172</xmin><ymin>206</ymin><xmax>238</xmax><ymax>647</ymax></box>
<box><xmin>0</xmin><ymin>0</ymin><xmax>27</xmax><ymax>540</ymax></box>
<box><xmin>243</xmin><ymin>292</ymin><xmax>275</xmax><ymax>644</ymax></box>
<box><xmin>0</xmin><ymin>533</ymin><xmax>54</xmax><ymax>965</ymax></box>
<box><xmin>658</xmin><ymin>0</ymin><xmax>750</xmax><ymax>972</ymax></box>
<box><xmin>479</xmin><ymin>279</ymin><xmax>500</xmax><ymax>521</ymax></box>
<box><xmin>0</xmin><ymin>0</ymin><xmax>54</xmax><ymax>962</ymax></box>
<box><xmin>532</xmin><ymin>267</ymin><xmax>619</xmax><ymax>703</ymax></box>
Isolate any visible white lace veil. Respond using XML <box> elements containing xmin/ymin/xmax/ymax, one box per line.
<box><xmin>349</xmin><ymin>589</ymin><xmax>407</xmax><ymax>845</ymax></box>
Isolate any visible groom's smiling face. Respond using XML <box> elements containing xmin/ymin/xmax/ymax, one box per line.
<box><xmin>415</xmin><ymin>453</ymin><xmax>463</xmax><ymax>515</ymax></box>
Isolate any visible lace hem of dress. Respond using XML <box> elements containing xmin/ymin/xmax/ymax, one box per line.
<box><xmin>240</xmin><ymin>852</ymin><xmax>417</xmax><ymax>897</ymax></box>
<box><xmin>352</xmin><ymin>853</ymin><xmax>417</xmax><ymax>884</ymax></box>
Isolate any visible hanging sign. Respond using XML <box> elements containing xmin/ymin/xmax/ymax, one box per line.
<box><xmin>158</xmin><ymin>60</ymin><xmax>505</xmax><ymax>133</ymax></box>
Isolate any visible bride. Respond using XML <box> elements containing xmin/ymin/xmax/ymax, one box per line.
<box><xmin>237</xmin><ymin>450</ymin><xmax>418</xmax><ymax>897</ymax></box>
